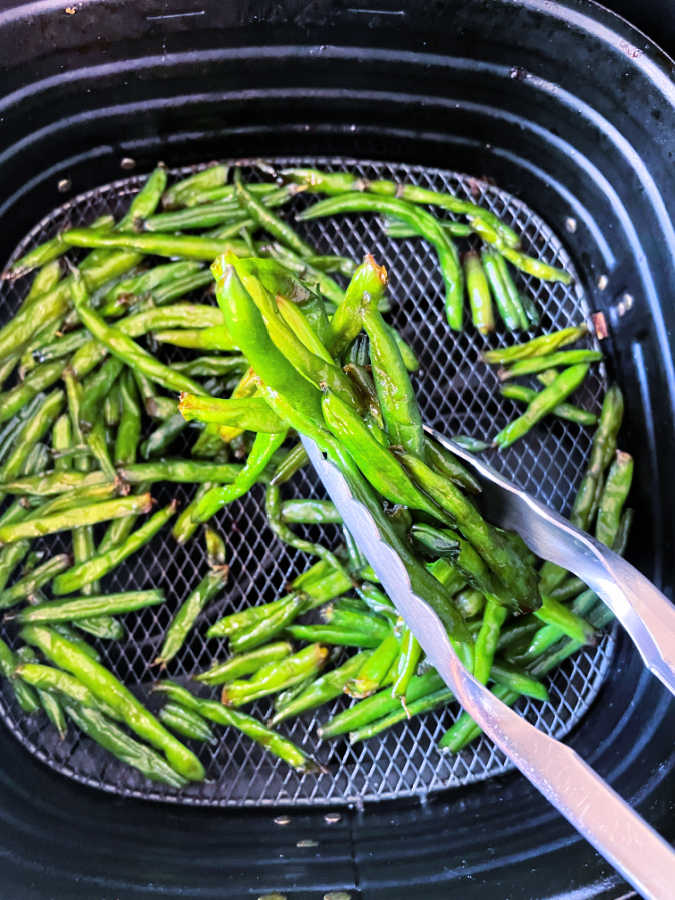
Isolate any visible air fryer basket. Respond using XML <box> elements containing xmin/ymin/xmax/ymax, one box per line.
<box><xmin>0</xmin><ymin>158</ymin><xmax>613</xmax><ymax>807</ymax></box>
<box><xmin>0</xmin><ymin>1</ymin><xmax>671</xmax><ymax>898</ymax></box>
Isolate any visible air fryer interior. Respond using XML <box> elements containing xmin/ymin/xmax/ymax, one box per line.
<box><xmin>0</xmin><ymin>1</ymin><xmax>672</xmax><ymax>897</ymax></box>
<box><xmin>0</xmin><ymin>157</ymin><xmax>613</xmax><ymax>807</ymax></box>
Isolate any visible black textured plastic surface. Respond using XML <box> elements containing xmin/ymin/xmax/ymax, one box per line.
<box><xmin>0</xmin><ymin>158</ymin><xmax>611</xmax><ymax>807</ymax></box>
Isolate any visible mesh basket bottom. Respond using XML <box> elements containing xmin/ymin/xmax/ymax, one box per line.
<box><xmin>0</xmin><ymin>158</ymin><xmax>612</xmax><ymax>807</ymax></box>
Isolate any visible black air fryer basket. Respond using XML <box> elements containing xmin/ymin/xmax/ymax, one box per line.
<box><xmin>0</xmin><ymin>2</ymin><xmax>672</xmax><ymax>897</ymax></box>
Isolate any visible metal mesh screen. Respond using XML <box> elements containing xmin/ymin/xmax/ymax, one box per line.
<box><xmin>0</xmin><ymin>158</ymin><xmax>614</xmax><ymax>807</ymax></box>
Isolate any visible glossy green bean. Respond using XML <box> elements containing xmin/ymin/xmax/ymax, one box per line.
<box><xmin>350</xmin><ymin>687</ymin><xmax>453</xmax><ymax>743</ymax></box>
<box><xmin>221</xmin><ymin>643</ymin><xmax>329</xmax><ymax>707</ymax></box>
<box><xmin>153</xmin><ymin>680</ymin><xmax>316</xmax><ymax>772</ymax></box>
<box><xmin>156</xmin><ymin>566</ymin><xmax>228</xmax><ymax>666</ymax></box>
<box><xmin>0</xmin><ymin>493</ymin><xmax>152</xmax><ymax>544</ymax></box>
<box><xmin>282</xmin><ymin>167</ymin><xmax>520</xmax><ymax>247</ymax></box>
<box><xmin>14</xmin><ymin>590</ymin><xmax>164</xmax><ymax>624</ymax></box>
<box><xmin>269</xmin><ymin>651</ymin><xmax>371</xmax><ymax>727</ymax></box>
<box><xmin>481</xmin><ymin>325</ymin><xmax>588</xmax><ymax>365</ymax></box>
<box><xmin>493</xmin><ymin>253</ymin><xmax>529</xmax><ymax>330</ymax></box>
<box><xmin>498</xmin><ymin>350</ymin><xmax>602</xmax><ymax>381</ymax></box>
<box><xmin>298</xmin><ymin>193</ymin><xmax>464</xmax><ymax>331</ymax></box>
<box><xmin>481</xmin><ymin>248</ymin><xmax>520</xmax><ymax>331</ymax></box>
<box><xmin>463</xmin><ymin>250</ymin><xmax>495</xmax><ymax>334</ymax></box>
<box><xmin>400</xmin><ymin>454</ymin><xmax>539</xmax><ymax>612</ymax></box>
<box><xmin>493</xmin><ymin>364</ymin><xmax>590</xmax><ymax>448</ymax></box>
<box><xmin>158</xmin><ymin>702</ymin><xmax>216</xmax><ymax>743</ymax></box>
<box><xmin>196</xmin><ymin>641</ymin><xmax>293</xmax><ymax>685</ymax></box>
<box><xmin>0</xmin><ymin>553</ymin><xmax>72</xmax><ymax>609</ymax></box>
<box><xmin>53</xmin><ymin>501</ymin><xmax>177</xmax><ymax>595</ymax></box>
<box><xmin>500</xmin><ymin>382</ymin><xmax>598</xmax><ymax>427</ymax></box>
<box><xmin>22</xmin><ymin>626</ymin><xmax>204</xmax><ymax>780</ymax></box>
<box><xmin>179</xmin><ymin>394</ymin><xmax>285</xmax><ymax>433</ymax></box>
<box><xmin>473</xmin><ymin>598</ymin><xmax>508</xmax><ymax>684</ymax></box>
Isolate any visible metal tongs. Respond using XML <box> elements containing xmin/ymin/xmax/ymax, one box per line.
<box><xmin>301</xmin><ymin>431</ymin><xmax>675</xmax><ymax>900</ymax></box>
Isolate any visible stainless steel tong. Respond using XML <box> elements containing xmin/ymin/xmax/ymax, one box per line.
<box><xmin>301</xmin><ymin>433</ymin><xmax>675</xmax><ymax>900</ymax></box>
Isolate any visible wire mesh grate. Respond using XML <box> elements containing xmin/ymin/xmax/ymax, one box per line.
<box><xmin>0</xmin><ymin>157</ymin><xmax>614</xmax><ymax>807</ymax></box>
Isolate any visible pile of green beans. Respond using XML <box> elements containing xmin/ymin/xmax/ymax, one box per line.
<box><xmin>0</xmin><ymin>161</ymin><xmax>628</xmax><ymax>793</ymax></box>
<box><xmin>476</xmin><ymin>326</ymin><xmax>602</xmax><ymax>448</ymax></box>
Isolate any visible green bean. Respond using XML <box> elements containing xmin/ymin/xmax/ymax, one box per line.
<box><xmin>472</xmin><ymin>218</ymin><xmax>571</xmax><ymax>282</ymax></box>
<box><xmin>298</xmin><ymin>193</ymin><xmax>464</xmax><ymax>331</ymax></box>
<box><xmin>155</xmin><ymin>566</ymin><xmax>228</xmax><ymax>666</ymax></box>
<box><xmin>121</xmin><ymin>460</ymin><xmax>242</xmax><ymax>485</ymax></box>
<box><xmin>150</xmin><ymin>326</ymin><xmax>235</xmax><ymax>352</ymax></box>
<box><xmin>401</xmin><ymin>455</ymin><xmax>539</xmax><ymax>612</ymax></box>
<box><xmin>86</xmin><ymin>413</ymin><xmax>117</xmax><ymax>480</ymax></box>
<box><xmin>264</xmin><ymin>483</ymin><xmax>349</xmax><ymax>580</ymax></box>
<box><xmin>493</xmin><ymin>364</ymin><xmax>591</xmax><ymax>448</ymax></box>
<box><xmin>0</xmin><ymin>637</ymin><xmax>40</xmax><ymax>713</ymax></box>
<box><xmin>323</xmin><ymin>603</ymin><xmax>391</xmax><ymax>641</ymax></box>
<box><xmin>74</xmin><ymin>615</ymin><xmax>125</xmax><ymax>641</ymax></box>
<box><xmin>147</xmin><ymin>184</ymin><xmax>292</xmax><ymax>232</ymax></box>
<box><xmin>13</xmin><ymin>646</ymin><xmax>67</xmax><ymax>738</ymax></box>
<box><xmin>473</xmin><ymin>598</ymin><xmax>508</xmax><ymax>683</ymax></box>
<box><xmin>285</xmin><ymin>624</ymin><xmax>380</xmax><ymax>649</ymax></box>
<box><xmin>14</xmin><ymin>590</ymin><xmax>164</xmax><ymax>625</ymax></box>
<box><xmin>69</xmin><ymin>268</ymin><xmax>209</xmax><ymax>397</ymax></box>
<box><xmin>22</xmin><ymin>625</ymin><xmax>204</xmax><ymax>779</ymax></box>
<box><xmin>0</xmin><ymin>361</ymin><xmax>65</xmax><ymax>425</ymax></box>
<box><xmin>260</xmin><ymin>241</ymin><xmax>349</xmax><ymax>304</ymax></box>
<box><xmin>62</xmin><ymin>225</ymin><xmax>249</xmax><ymax>262</ymax></box>
<box><xmin>482</xmin><ymin>325</ymin><xmax>588</xmax><ymax>365</ymax></box>
<box><xmin>163</xmin><ymin>164</ymin><xmax>229</xmax><ymax>208</ymax></box>
<box><xmin>280</xmin><ymin>499</ymin><xmax>341</xmax><ymax>524</ymax></box>
<box><xmin>424</xmin><ymin>436</ymin><xmax>482</xmax><ymax>494</ymax></box>
<box><xmin>438</xmin><ymin>683</ymin><xmax>516</xmax><ymax>751</ymax></box>
<box><xmin>498</xmin><ymin>350</ymin><xmax>602</xmax><ymax>381</ymax></box>
<box><xmin>318</xmin><ymin>669</ymin><xmax>445</xmax><ymax>739</ymax></box>
<box><xmin>0</xmin><ymin>541</ymin><xmax>31</xmax><ymax>594</ymax></box>
<box><xmin>229</xmin><ymin>595</ymin><xmax>313</xmax><ymax>653</ymax></box>
<box><xmin>114</xmin><ymin>369</ymin><xmax>141</xmax><ymax>466</ymax></box>
<box><xmin>327</xmin><ymin>254</ymin><xmax>388</xmax><ymax>355</ymax></box>
<box><xmin>142</xmin><ymin>415</ymin><xmax>189</xmax><ymax>460</ymax></box>
<box><xmin>103</xmin><ymin>381</ymin><xmax>121</xmax><ymax>427</ymax></box>
<box><xmin>232</xmin><ymin>258</ymin><xmax>358</xmax><ymax>407</ymax></box>
<box><xmin>0</xmin><ymin>493</ymin><xmax>152</xmax><ymax>544</ymax></box>
<box><xmin>493</xmin><ymin>254</ymin><xmax>529</xmax><ymax>330</ymax></box>
<box><xmin>53</xmin><ymin>501</ymin><xmax>176</xmax><ymax>595</ymax></box>
<box><xmin>0</xmin><ymin>390</ymin><xmax>64</xmax><ymax>503</ymax></box>
<box><xmin>344</xmin><ymin>630</ymin><xmax>400</xmax><ymax>698</ymax></box>
<box><xmin>481</xmin><ymin>248</ymin><xmax>520</xmax><ymax>330</ymax></box>
<box><xmin>391</xmin><ymin>627</ymin><xmax>422</xmax><ymax>699</ymax></box>
<box><xmin>539</xmin><ymin>385</ymin><xmax>624</xmax><ymax>593</ymax></box>
<box><xmin>190</xmin><ymin>430</ymin><xmax>286</xmax><ymax>526</ymax></box>
<box><xmin>154</xmin><ymin>680</ymin><xmax>316</xmax><ymax>772</ymax></box>
<box><xmin>463</xmin><ymin>250</ymin><xmax>495</xmax><ymax>334</ymax></box>
<box><xmin>196</xmin><ymin>641</ymin><xmax>293</xmax><ymax>686</ymax></box>
<box><xmin>0</xmin><ymin>251</ymin><xmax>140</xmax><ymax>362</ymax></box>
<box><xmin>0</xmin><ymin>553</ymin><xmax>72</xmax><ymax>609</ymax></box>
<box><xmin>269</xmin><ymin>651</ymin><xmax>371</xmax><ymax>727</ymax></box>
<box><xmin>182</xmin><ymin>181</ymin><xmax>276</xmax><ymax>208</ymax></box>
<box><xmin>4</xmin><ymin>215</ymin><xmax>114</xmax><ymax>281</ymax></box>
<box><xmin>514</xmin><ymin>589</ymin><xmax>599</xmax><ymax>663</ymax></box>
<box><xmin>455</xmin><ymin>588</ymin><xmax>485</xmax><ymax>619</ymax></box>
<box><xmin>64</xmin><ymin>701</ymin><xmax>188</xmax><ymax>788</ymax></box>
<box><xmin>212</xmin><ymin>262</ymin><xmax>328</xmax><ymax>449</ymax></box>
<box><xmin>174</xmin><ymin>357</ymin><xmax>245</xmax><ymax>380</ymax></box>
<box><xmin>362</xmin><ymin>291</ymin><xmax>425</xmax><ymax>455</ymax></box>
<box><xmin>321</xmin><ymin>390</ymin><xmax>441</xmax><ymax>516</ymax></box>
<box><xmin>595</xmin><ymin>451</ymin><xmax>633</xmax><ymax>547</ymax></box>
<box><xmin>350</xmin><ymin>687</ymin><xmax>453</xmax><ymax>743</ymax></box>
<box><xmin>383</xmin><ymin>217</ymin><xmax>473</xmax><ymax>240</ymax></box>
<box><xmin>500</xmin><ymin>382</ymin><xmax>598</xmax><ymax>426</ymax></box>
<box><xmin>179</xmin><ymin>394</ymin><xmax>285</xmax><ymax>433</ymax></box>
<box><xmin>283</xmin><ymin>167</ymin><xmax>519</xmax><ymax>247</ymax></box>
<box><xmin>75</xmin><ymin>358</ymin><xmax>124</xmax><ymax>433</ymax></box>
<box><xmin>220</xmin><ymin>644</ymin><xmax>329</xmax><ymax>707</ymax></box>
<box><xmin>158</xmin><ymin>702</ymin><xmax>216</xmax><ymax>743</ymax></box>
<box><xmin>232</xmin><ymin>169</ymin><xmax>313</xmax><ymax>256</ymax></box>
<box><xmin>15</xmin><ymin>661</ymin><xmax>117</xmax><ymax>716</ymax></box>
<box><xmin>270</xmin><ymin>442</ymin><xmax>309</xmax><ymax>485</ymax></box>
<box><xmin>451</xmin><ymin>435</ymin><xmax>491</xmax><ymax>453</ymax></box>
